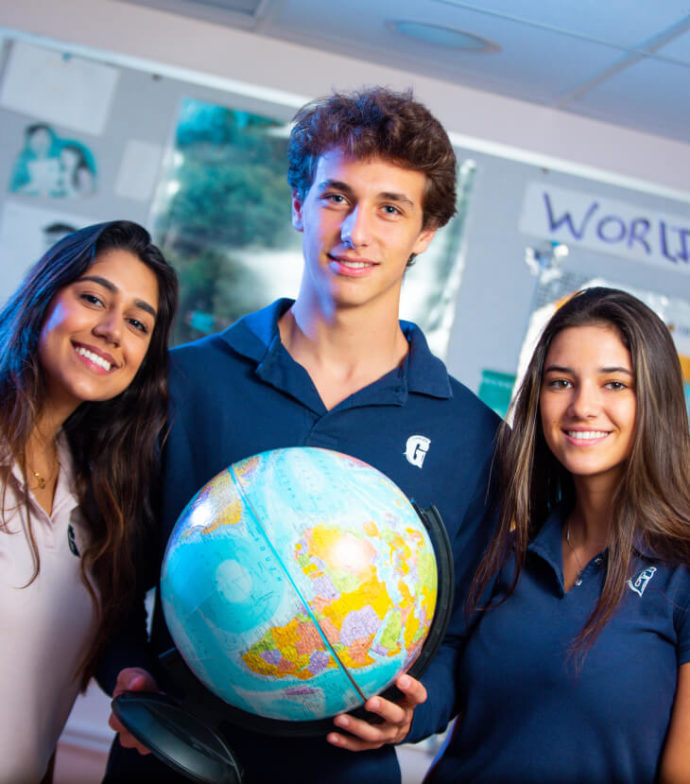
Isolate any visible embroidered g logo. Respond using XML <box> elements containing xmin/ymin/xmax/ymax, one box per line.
<box><xmin>404</xmin><ymin>435</ymin><xmax>431</xmax><ymax>468</ymax></box>
<box><xmin>627</xmin><ymin>566</ymin><xmax>657</xmax><ymax>597</ymax></box>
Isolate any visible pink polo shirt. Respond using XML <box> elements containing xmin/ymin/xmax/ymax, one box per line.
<box><xmin>0</xmin><ymin>436</ymin><xmax>97</xmax><ymax>784</ymax></box>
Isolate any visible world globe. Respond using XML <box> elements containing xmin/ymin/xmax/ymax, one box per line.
<box><xmin>160</xmin><ymin>447</ymin><xmax>439</xmax><ymax>725</ymax></box>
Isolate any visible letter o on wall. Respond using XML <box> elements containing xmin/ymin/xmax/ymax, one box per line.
<box><xmin>597</xmin><ymin>215</ymin><xmax>627</xmax><ymax>243</ymax></box>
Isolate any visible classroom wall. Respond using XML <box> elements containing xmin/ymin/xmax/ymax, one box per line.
<box><xmin>1</xmin><ymin>0</ymin><xmax>689</xmax><ymax>768</ymax></box>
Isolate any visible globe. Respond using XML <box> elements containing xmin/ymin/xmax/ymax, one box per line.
<box><xmin>160</xmin><ymin>447</ymin><xmax>439</xmax><ymax>725</ymax></box>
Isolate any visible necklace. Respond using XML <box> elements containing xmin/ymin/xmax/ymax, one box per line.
<box><xmin>32</xmin><ymin>469</ymin><xmax>48</xmax><ymax>490</ymax></box>
<box><xmin>26</xmin><ymin>439</ymin><xmax>59</xmax><ymax>491</ymax></box>
<box><xmin>565</xmin><ymin>523</ymin><xmax>586</xmax><ymax>576</ymax></box>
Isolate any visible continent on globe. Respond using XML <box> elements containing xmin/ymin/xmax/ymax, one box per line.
<box><xmin>160</xmin><ymin>447</ymin><xmax>439</xmax><ymax>725</ymax></box>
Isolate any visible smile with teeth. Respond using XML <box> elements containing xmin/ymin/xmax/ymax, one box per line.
<box><xmin>342</xmin><ymin>261</ymin><xmax>369</xmax><ymax>268</ymax></box>
<box><xmin>75</xmin><ymin>345</ymin><xmax>113</xmax><ymax>372</ymax></box>
<box><xmin>565</xmin><ymin>430</ymin><xmax>610</xmax><ymax>440</ymax></box>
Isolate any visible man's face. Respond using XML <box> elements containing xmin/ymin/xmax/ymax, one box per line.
<box><xmin>291</xmin><ymin>149</ymin><xmax>436</xmax><ymax>312</ymax></box>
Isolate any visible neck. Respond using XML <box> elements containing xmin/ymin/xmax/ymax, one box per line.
<box><xmin>25</xmin><ymin>421</ymin><xmax>61</xmax><ymax>499</ymax></box>
<box><xmin>35</xmin><ymin>403</ymin><xmax>73</xmax><ymax>444</ymax></box>
<box><xmin>280</xmin><ymin>295</ymin><xmax>408</xmax><ymax>410</ymax></box>
<box><xmin>568</xmin><ymin>477</ymin><xmax>616</xmax><ymax>551</ymax></box>
<box><xmin>290</xmin><ymin>292</ymin><xmax>404</xmax><ymax>353</ymax></box>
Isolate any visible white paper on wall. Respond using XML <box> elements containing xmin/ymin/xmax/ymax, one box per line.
<box><xmin>115</xmin><ymin>140</ymin><xmax>164</xmax><ymax>201</ymax></box>
<box><xmin>0</xmin><ymin>41</ymin><xmax>119</xmax><ymax>136</ymax></box>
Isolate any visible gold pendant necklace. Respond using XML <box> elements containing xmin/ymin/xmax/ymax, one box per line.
<box><xmin>32</xmin><ymin>470</ymin><xmax>47</xmax><ymax>490</ymax></box>
<box><xmin>26</xmin><ymin>440</ymin><xmax>58</xmax><ymax>491</ymax></box>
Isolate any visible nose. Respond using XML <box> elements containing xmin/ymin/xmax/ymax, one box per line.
<box><xmin>341</xmin><ymin>205</ymin><xmax>371</xmax><ymax>248</ymax></box>
<box><xmin>568</xmin><ymin>382</ymin><xmax>599</xmax><ymax>419</ymax></box>
<box><xmin>93</xmin><ymin>310</ymin><xmax>122</xmax><ymax>345</ymax></box>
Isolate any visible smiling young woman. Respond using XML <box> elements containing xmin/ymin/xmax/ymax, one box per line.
<box><xmin>426</xmin><ymin>288</ymin><xmax>690</xmax><ymax>784</ymax></box>
<box><xmin>0</xmin><ymin>221</ymin><xmax>177</xmax><ymax>783</ymax></box>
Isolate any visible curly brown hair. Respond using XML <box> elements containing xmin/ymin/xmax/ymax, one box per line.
<box><xmin>288</xmin><ymin>87</ymin><xmax>458</xmax><ymax>231</ymax></box>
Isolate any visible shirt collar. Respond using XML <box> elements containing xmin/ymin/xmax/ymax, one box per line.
<box><xmin>527</xmin><ymin>505</ymin><xmax>659</xmax><ymax>589</ymax></box>
<box><xmin>217</xmin><ymin>298</ymin><xmax>452</xmax><ymax>401</ymax></box>
<box><xmin>528</xmin><ymin>505</ymin><xmax>568</xmax><ymax>582</ymax></box>
<box><xmin>3</xmin><ymin>431</ymin><xmax>79</xmax><ymax>515</ymax></box>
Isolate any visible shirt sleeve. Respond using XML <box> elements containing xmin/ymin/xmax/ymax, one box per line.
<box><xmin>675</xmin><ymin>567</ymin><xmax>690</xmax><ymax>667</ymax></box>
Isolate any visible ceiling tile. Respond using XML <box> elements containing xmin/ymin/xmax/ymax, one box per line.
<box><xmin>436</xmin><ymin>0</ymin><xmax>690</xmax><ymax>49</ymax></box>
<box><xmin>569</xmin><ymin>56</ymin><xmax>690</xmax><ymax>143</ymax></box>
<box><xmin>263</xmin><ymin>0</ymin><xmax>630</xmax><ymax>104</ymax></box>
<box><xmin>654</xmin><ymin>27</ymin><xmax>690</xmax><ymax>65</ymax></box>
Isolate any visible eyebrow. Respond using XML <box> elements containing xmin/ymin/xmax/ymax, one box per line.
<box><xmin>78</xmin><ymin>275</ymin><xmax>157</xmax><ymax>318</ymax></box>
<box><xmin>544</xmin><ymin>364</ymin><xmax>633</xmax><ymax>375</ymax></box>
<box><xmin>317</xmin><ymin>179</ymin><xmax>416</xmax><ymax>208</ymax></box>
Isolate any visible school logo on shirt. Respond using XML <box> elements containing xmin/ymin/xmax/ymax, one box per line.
<box><xmin>67</xmin><ymin>524</ymin><xmax>80</xmax><ymax>557</ymax></box>
<box><xmin>404</xmin><ymin>435</ymin><xmax>431</xmax><ymax>468</ymax></box>
<box><xmin>627</xmin><ymin>566</ymin><xmax>657</xmax><ymax>597</ymax></box>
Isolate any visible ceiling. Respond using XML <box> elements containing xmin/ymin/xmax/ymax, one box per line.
<box><xmin>121</xmin><ymin>0</ymin><xmax>690</xmax><ymax>145</ymax></box>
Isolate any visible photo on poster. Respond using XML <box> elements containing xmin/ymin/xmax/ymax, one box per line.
<box><xmin>151</xmin><ymin>97</ymin><xmax>474</xmax><ymax>355</ymax></box>
<box><xmin>8</xmin><ymin>123</ymin><xmax>97</xmax><ymax>199</ymax></box>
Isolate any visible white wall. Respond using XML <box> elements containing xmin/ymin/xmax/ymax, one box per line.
<box><xmin>1</xmin><ymin>0</ymin><xmax>690</xmax><ymax>200</ymax></box>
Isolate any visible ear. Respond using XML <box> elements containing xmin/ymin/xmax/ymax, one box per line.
<box><xmin>291</xmin><ymin>189</ymin><xmax>305</xmax><ymax>232</ymax></box>
<box><xmin>411</xmin><ymin>226</ymin><xmax>437</xmax><ymax>257</ymax></box>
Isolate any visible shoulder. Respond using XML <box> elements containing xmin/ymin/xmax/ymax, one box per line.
<box><xmin>403</xmin><ymin>321</ymin><xmax>501</xmax><ymax>430</ymax></box>
<box><xmin>631</xmin><ymin>558</ymin><xmax>690</xmax><ymax>647</ymax></box>
<box><xmin>449</xmin><ymin>375</ymin><xmax>501</xmax><ymax>422</ymax></box>
<box><xmin>169</xmin><ymin>299</ymin><xmax>290</xmax><ymax>378</ymax></box>
<box><xmin>440</xmin><ymin>374</ymin><xmax>502</xmax><ymax>443</ymax></box>
<box><xmin>661</xmin><ymin>562</ymin><xmax>690</xmax><ymax>663</ymax></box>
<box><xmin>170</xmin><ymin>330</ymin><xmax>236</xmax><ymax>372</ymax></box>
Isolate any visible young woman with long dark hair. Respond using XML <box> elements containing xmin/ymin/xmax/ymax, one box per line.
<box><xmin>0</xmin><ymin>220</ymin><xmax>177</xmax><ymax>783</ymax></box>
<box><xmin>426</xmin><ymin>287</ymin><xmax>690</xmax><ymax>784</ymax></box>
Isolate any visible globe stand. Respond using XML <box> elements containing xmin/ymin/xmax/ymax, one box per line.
<box><xmin>112</xmin><ymin>502</ymin><xmax>453</xmax><ymax>782</ymax></box>
<box><xmin>111</xmin><ymin>690</ymin><xmax>243</xmax><ymax>784</ymax></box>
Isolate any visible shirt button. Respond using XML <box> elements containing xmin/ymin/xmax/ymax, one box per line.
<box><xmin>594</xmin><ymin>557</ymin><xmax>603</xmax><ymax>565</ymax></box>
<box><xmin>575</xmin><ymin>578</ymin><xmax>583</xmax><ymax>586</ymax></box>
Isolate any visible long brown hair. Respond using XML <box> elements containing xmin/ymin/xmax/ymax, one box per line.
<box><xmin>0</xmin><ymin>220</ymin><xmax>178</xmax><ymax>685</ymax></box>
<box><xmin>469</xmin><ymin>287</ymin><xmax>690</xmax><ymax>652</ymax></box>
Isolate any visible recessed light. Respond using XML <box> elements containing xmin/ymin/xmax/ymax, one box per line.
<box><xmin>388</xmin><ymin>20</ymin><xmax>501</xmax><ymax>53</ymax></box>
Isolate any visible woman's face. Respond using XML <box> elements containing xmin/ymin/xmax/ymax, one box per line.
<box><xmin>28</xmin><ymin>128</ymin><xmax>53</xmax><ymax>156</ymax></box>
<box><xmin>539</xmin><ymin>323</ymin><xmax>637</xmax><ymax>493</ymax></box>
<box><xmin>38</xmin><ymin>249</ymin><xmax>159</xmax><ymax>421</ymax></box>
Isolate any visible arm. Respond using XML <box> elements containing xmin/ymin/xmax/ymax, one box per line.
<box><xmin>659</xmin><ymin>662</ymin><xmax>690</xmax><ymax>784</ymax></box>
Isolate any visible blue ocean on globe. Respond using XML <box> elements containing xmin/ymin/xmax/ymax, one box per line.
<box><xmin>161</xmin><ymin>447</ymin><xmax>438</xmax><ymax>723</ymax></box>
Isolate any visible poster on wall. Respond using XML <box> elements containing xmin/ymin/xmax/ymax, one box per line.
<box><xmin>0</xmin><ymin>40</ymin><xmax>118</xmax><ymax>136</ymax></box>
<box><xmin>0</xmin><ymin>201</ymin><xmax>90</xmax><ymax>303</ymax></box>
<box><xmin>519</xmin><ymin>181</ymin><xmax>690</xmax><ymax>273</ymax></box>
<box><xmin>151</xmin><ymin>97</ymin><xmax>474</xmax><ymax>356</ymax></box>
<box><xmin>8</xmin><ymin>122</ymin><xmax>97</xmax><ymax>198</ymax></box>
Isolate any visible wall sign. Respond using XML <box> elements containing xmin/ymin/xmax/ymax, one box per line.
<box><xmin>520</xmin><ymin>182</ymin><xmax>690</xmax><ymax>273</ymax></box>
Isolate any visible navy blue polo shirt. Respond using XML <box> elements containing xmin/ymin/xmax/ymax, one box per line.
<box><xmin>427</xmin><ymin>506</ymin><xmax>690</xmax><ymax>784</ymax></box>
<box><xmin>102</xmin><ymin>299</ymin><xmax>500</xmax><ymax>784</ymax></box>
